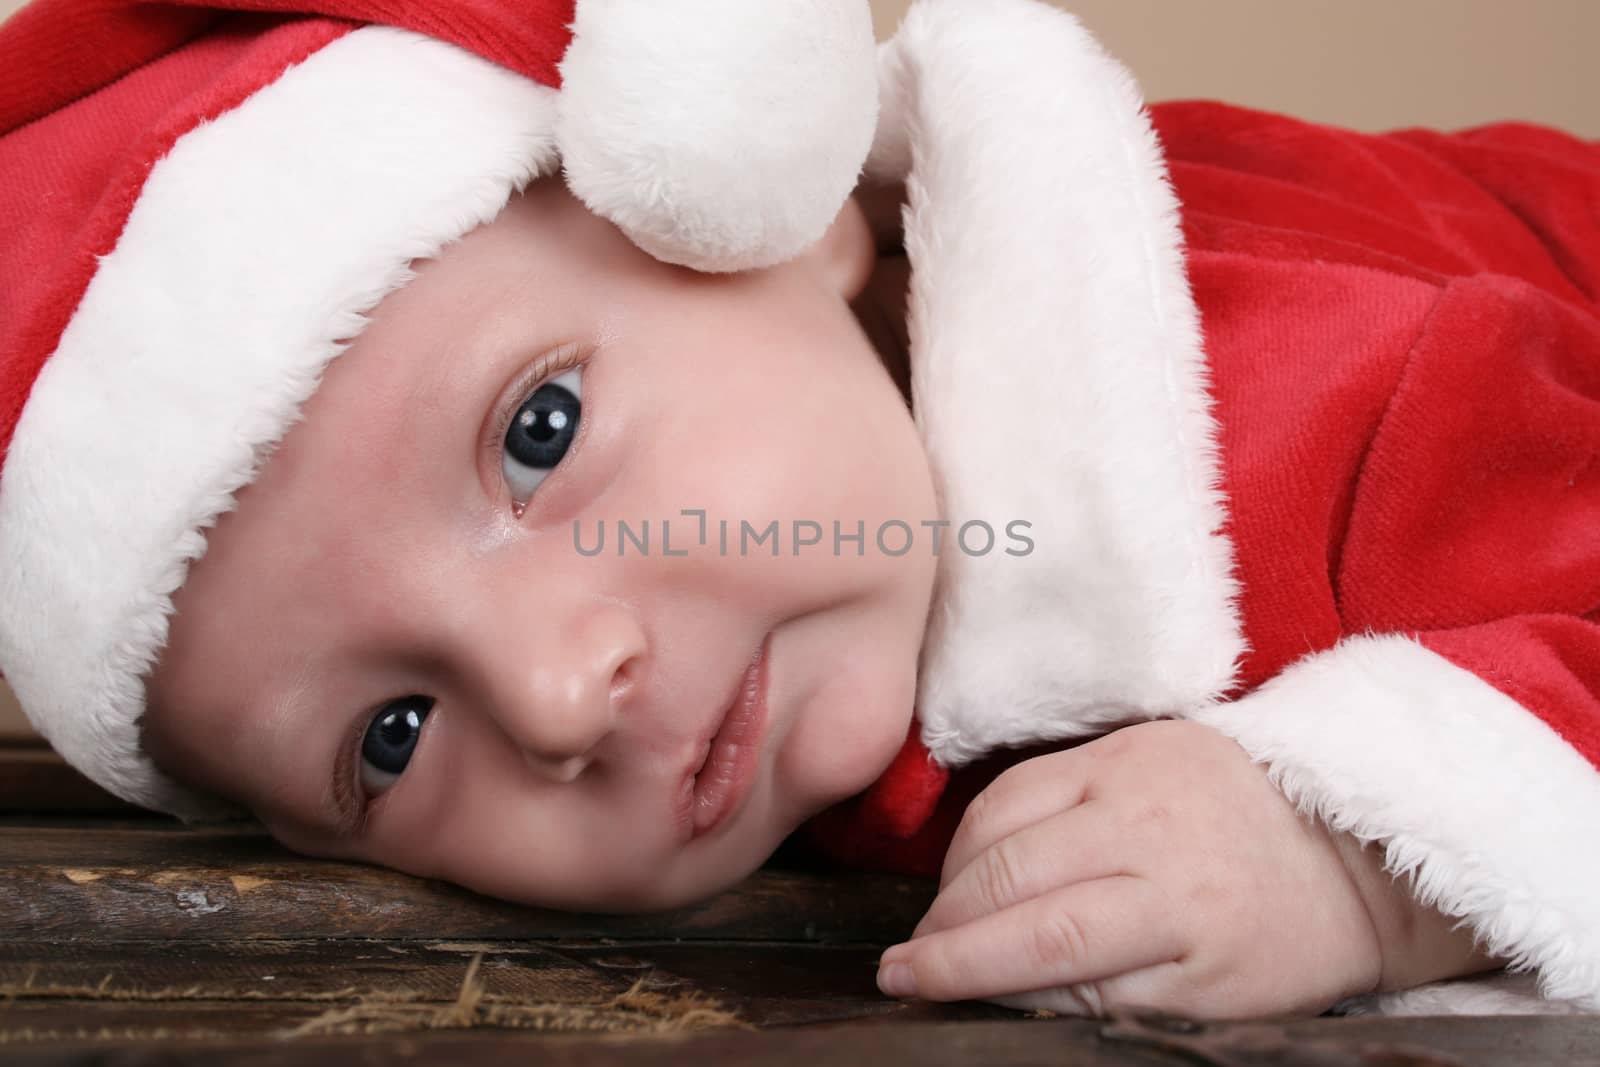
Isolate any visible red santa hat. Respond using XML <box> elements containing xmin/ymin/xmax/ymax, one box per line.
<box><xmin>0</xmin><ymin>0</ymin><xmax>878</xmax><ymax>817</ymax></box>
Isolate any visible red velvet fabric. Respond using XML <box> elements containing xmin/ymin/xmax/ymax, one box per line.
<box><xmin>0</xmin><ymin>14</ymin><xmax>350</xmax><ymax>469</ymax></box>
<box><xmin>0</xmin><ymin>0</ymin><xmax>574</xmax><ymax>466</ymax></box>
<box><xmin>794</xmin><ymin>104</ymin><xmax>1600</xmax><ymax>879</ymax></box>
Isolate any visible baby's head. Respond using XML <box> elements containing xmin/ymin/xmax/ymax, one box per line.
<box><xmin>142</xmin><ymin>179</ymin><xmax>937</xmax><ymax>910</ymax></box>
<box><xmin>1</xmin><ymin>0</ymin><xmax>936</xmax><ymax>909</ymax></box>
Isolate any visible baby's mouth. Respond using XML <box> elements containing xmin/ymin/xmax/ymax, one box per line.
<box><xmin>675</xmin><ymin>633</ymin><xmax>773</xmax><ymax>843</ymax></box>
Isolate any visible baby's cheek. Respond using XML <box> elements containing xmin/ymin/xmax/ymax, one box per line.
<box><xmin>776</xmin><ymin>638</ymin><xmax>919</xmax><ymax>813</ymax></box>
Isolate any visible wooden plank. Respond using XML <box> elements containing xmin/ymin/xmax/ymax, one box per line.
<box><xmin>0</xmin><ymin>939</ymin><xmax>625</xmax><ymax>1003</ymax></box>
<box><xmin>0</xmin><ymin>820</ymin><xmax>934</xmax><ymax>944</ymax></box>
<box><xmin>0</xmin><ymin>938</ymin><xmax>1009</xmax><ymax>1040</ymax></box>
<box><xmin>549</xmin><ymin>943</ymin><xmax>1014</xmax><ymax>1028</ymax></box>
<box><xmin>0</xmin><ymin>684</ymin><xmax>39</xmax><ymax>742</ymax></box>
<box><xmin>0</xmin><ymin>749</ymin><xmax>141</xmax><ymax>815</ymax></box>
<box><xmin>6</xmin><ymin>1016</ymin><xmax>1600</xmax><ymax>1067</ymax></box>
<box><xmin>0</xmin><ymin>994</ymin><xmax>750</xmax><ymax>1045</ymax></box>
<box><xmin>0</xmin><ymin>938</ymin><xmax>934</xmax><ymax>1027</ymax></box>
<box><xmin>0</xmin><ymin>938</ymin><xmax>737</xmax><ymax>1044</ymax></box>
<box><xmin>0</xmin><ymin>1001</ymin><xmax>327</xmax><ymax>1044</ymax></box>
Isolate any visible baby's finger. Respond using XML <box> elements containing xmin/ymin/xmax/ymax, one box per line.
<box><xmin>878</xmin><ymin>875</ymin><xmax>1182</xmax><ymax>1004</ymax></box>
<box><xmin>985</xmin><ymin>960</ymin><xmax>1186</xmax><ymax>1017</ymax></box>
<box><xmin>912</xmin><ymin>801</ymin><xmax>1124</xmax><ymax>940</ymax></box>
<box><xmin>940</xmin><ymin>748</ymin><xmax>1091</xmax><ymax>887</ymax></box>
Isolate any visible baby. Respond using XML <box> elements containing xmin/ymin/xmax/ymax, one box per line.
<box><xmin>4</xmin><ymin>0</ymin><xmax>1598</xmax><ymax>1020</ymax></box>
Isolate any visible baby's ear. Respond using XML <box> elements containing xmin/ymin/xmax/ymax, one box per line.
<box><xmin>799</xmin><ymin>194</ymin><xmax>877</xmax><ymax>302</ymax></box>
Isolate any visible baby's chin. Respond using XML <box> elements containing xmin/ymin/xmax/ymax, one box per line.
<box><xmin>620</xmin><ymin>786</ymin><xmax>820</xmax><ymax>912</ymax></box>
<box><xmin>468</xmin><ymin>792</ymin><xmax>815</xmax><ymax>915</ymax></box>
<box><xmin>590</xmin><ymin>858</ymin><xmax>768</xmax><ymax>914</ymax></box>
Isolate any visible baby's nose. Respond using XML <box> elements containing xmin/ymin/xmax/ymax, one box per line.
<box><xmin>481</xmin><ymin>601</ymin><xmax>646</xmax><ymax>778</ymax></box>
<box><xmin>523</xmin><ymin>751</ymin><xmax>589</xmax><ymax>784</ymax></box>
<box><xmin>506</xmin><ymin>663</ymin><xmax>617</xmax><ymax>772</ymax></box>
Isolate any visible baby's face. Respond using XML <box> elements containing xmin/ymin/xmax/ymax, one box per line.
<box><xmin>141</xmin><ymin>181</ymin><xmax>938</xmax><ymax>911</ymax></box>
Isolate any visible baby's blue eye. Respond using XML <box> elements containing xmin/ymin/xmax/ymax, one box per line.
<box><xmin>502</xmin><ymin>367</ymin><xmax>582</xmax><ymax>503</ymax></box>
<box><xmin>360</xmin><ymin>696</ymin><xmax>432</xmax><ymax>797</ymax></box>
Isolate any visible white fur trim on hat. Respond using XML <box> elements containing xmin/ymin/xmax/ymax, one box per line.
<box><xmin>876</xmin><ymin>0</ymin><xmax>1246</xmax><ymax>764</ymax></box>
<box><xmin>557</xmin><ymin>0</ymin><xmax>879</xmax><ymax>272</ymax></box>
<box><xmin>1192</xmin><ymin>634</ymin><xmax>1600</xmax><ymax>1012</ymax></box>
<box><xmin>0</xmin><ymin>27</ymin><xmax>559</xmax><ymax>819</ymax></box>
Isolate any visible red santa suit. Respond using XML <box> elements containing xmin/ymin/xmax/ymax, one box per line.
<box><xmin>794</xmin><ymin>0</ymin><xmax>1600</xmax><ymax>1017</ymax></box>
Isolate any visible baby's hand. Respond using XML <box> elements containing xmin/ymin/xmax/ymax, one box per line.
<box><xmin>878</xmin><ymin>720</ymin><xmax>1424</xmax><ymax>1017</ymax></box>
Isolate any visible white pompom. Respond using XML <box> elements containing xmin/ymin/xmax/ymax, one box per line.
<box><xmin>556</xmin><ymin>0</ymin><xmax>878</xmax><ymax>273</ymax></box>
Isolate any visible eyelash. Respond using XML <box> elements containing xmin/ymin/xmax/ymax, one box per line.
<box><xmin>332</xmin><ymin>703</ymin><xmax>382</xmax><ymax>838</ymax></box>
<box><xmin>332</xmin><ymin>344</ymin><xmax>590</xmax><ymax>834</ymax></box>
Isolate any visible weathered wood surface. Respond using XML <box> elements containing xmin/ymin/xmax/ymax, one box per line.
<box><xmin>0</xmin><ymin>819</ymin><xmax>933</xmax><ymax>943</ymax></box>
<box><xmin>0</xmin><ymin>937</ymin><xmax>983</xmax><ymax>1032</ymax></box>
<box><xmin>3</xmin><ymin>799</ymin><xmax>1599</xmax><ymax>1064</ymax></box>
<box><xmin>0</xmin><ymin>813</ymin><xmax>1002</xmax><ymax>1046</ymax></box>
<box><xmin>0</xmin><ymin>748</ymin><xmax>138</xmax><ymax>815</ymax></box>
<box><xmin>1</xmin><ymin>939</ymin><xmax>626</xmax><ymax>1003</ymax></box>
<box><xmin>7</xmin><ymin>1016</ymin><xmax>1600</xmax><ymax>1067</ymax></box>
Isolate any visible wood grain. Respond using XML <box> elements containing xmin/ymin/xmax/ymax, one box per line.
<box><xmin>6</xmin><ymin>1015</ymin><xmax>1600</xmax><ymax>1066</ymax></box>
<box><xmin>3</xmin><ymin>817</ymin><xmax>1598</xmax><ymax>1065</ymax></box>
<box><xmin>0</xmin><ymin>819</ymin><xmax>934</xmax><ymax>944</ymax></box>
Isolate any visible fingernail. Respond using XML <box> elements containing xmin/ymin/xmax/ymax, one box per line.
<box><xmin>877</xmin><ymin>961</ymin><xmax>918</xmax><ymax>999</ymax></box>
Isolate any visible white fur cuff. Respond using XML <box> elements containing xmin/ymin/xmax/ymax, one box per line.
<box><xmin>1192</xmin><ymin>633</ymin><xmax>1600</xmax><ymax>1012</ymax></box>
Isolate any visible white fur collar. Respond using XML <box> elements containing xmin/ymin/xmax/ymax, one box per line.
<box><xmin>870</xmin><ymin>0</ymin><xmax>1246</xmax><ymax>766</ymax></box>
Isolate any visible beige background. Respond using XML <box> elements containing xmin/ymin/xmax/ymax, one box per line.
<box><xmin>872</xmin><ymin>0</ymin><xmax>1598</xmax><ymax>135</ymax></box>
<box><xmin>0</xmin><ymin>0</ymin><xmax>1595</xmax><ymax>741</ymax></box>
